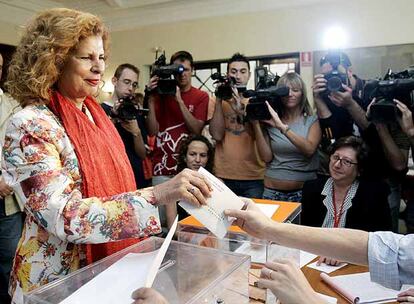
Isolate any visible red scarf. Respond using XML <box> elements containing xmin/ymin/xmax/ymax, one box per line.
<box><xmin>48</xmin><ymin>91</ymin><xmax>142</xmax><ymax>264</ymax></box>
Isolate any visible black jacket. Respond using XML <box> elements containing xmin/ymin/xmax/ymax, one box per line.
<box><xmin>301</xmin><ymin>176</ymin><xmax>392</xmax><ymax>232</ymax></box>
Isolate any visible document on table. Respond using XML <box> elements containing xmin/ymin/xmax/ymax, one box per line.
<box><xmin>60</xmin><ymin>217</ymin><xmax>178</xmax><ymax>304</ymax></box>
<box><xmin>307</xmin><ymin>261</ymin><xmax>348</xmax><ymax>273</ymax></box>
<box><xmin>179</xmin><ymin>167</ymin><xmax>245</xmax><ymax>239</ymax></box>
<box><xmin>299</xmin><ymin>250</ymin><xmax>318</xmax><ymax>267</ymax></box>
<box><xmin>321</xmin><ymin>272</ymin><xmax>400</xmax><ymax>304</ymax></box>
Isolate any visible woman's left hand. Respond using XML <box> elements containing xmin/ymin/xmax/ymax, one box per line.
<box><xmin>131</xmin><ymin>287</ymin><xmax>168</xmax><ymax>304</ymax></box>
<box><xmin>264</xmin><ymin>101</ymin><xmax>288</xmax><ymax>132</ymax></box>
<box><xmin>257</xmin><ymin>260</ymin><xmax>322</xmax><ymax>304</ymax></box>
<box><xmin>153</xmin><ymin>169</ymin><xmax>212</xmax><ymax>207</ymax></box>
<box><xmin>397</xmin><ymin>288</ymin><xmax>414</xmax><ymax>304</ymax></box>
<box><xmin>317</xmin><ymin>256</ymin><xmax>342</xmax><ymax>266</ymax></box>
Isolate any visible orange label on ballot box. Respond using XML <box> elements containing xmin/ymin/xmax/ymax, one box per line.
<box><xmin>179</xmin><ymin>199</ymin><xmax>301</xmax><ymax>233</ymax></box>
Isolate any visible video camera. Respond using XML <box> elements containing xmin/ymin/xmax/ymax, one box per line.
<box><xmin>364</xmin><ymin>68</ymin><xmax>414</xmax><ymax>123</ymax></box>
<box><xmin>321</xmin><ymin>52</ymin><xmax>349</xmax><ymax>96</ymax></box>
<box><xmin>243</xmin><ymin>67</ymin><xmax>288</xmax><ymax>121</ymax></box>
<box><xmin>211</xmin><ymin>72</ymin><xmax>246</xmax><ymax>100</ymax></box>
<box><xmin>110</xmin><ymin>95</ymin><xmax>149</xmax><ymax>121</ymax></box>
<box><xmin>151</xmin><ymin>53</ymin><xmax>185</xmax><ymax>95</ymax></box>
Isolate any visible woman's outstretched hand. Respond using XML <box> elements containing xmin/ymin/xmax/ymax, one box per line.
<box><xmin>224</xmin><ymin>199</ymin><xmax>274</xmax><ymax>239</ymax></box>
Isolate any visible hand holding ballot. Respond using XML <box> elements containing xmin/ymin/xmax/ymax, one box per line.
<box><xmin>179</xmin><ymin>167</ymin><xmax>246</xmax><ymax>238</ymax></box>
<box><xmin>154</xmin><ymin>168</ymin><xmax>212</xmax><ymax>206</ymax></box>
<box><xmin>224</xmin><ymin>199</ymin><xmax>274</xmax><ymax>239</ymax></box>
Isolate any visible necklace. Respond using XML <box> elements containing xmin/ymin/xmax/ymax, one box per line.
<box><xmin>332</xmin><ymin>185</ymin><xmax>351</xmax><ymax>228</ymax></box>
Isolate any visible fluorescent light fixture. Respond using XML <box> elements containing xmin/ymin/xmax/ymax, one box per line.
<box><xmin>323</xmin><ymin>25</ymin><xmax>348</xmax><ymax>49</ymax></box>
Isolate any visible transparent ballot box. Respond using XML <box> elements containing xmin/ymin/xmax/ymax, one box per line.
<box><xmin>24</xmin><ymin>237</ymin><xmax>250</xmax><ymax>304</ymax></box>
<box><xmin>177</xmin><ymin>230</ymin><xmax>300</xmax><ymax>303</ymax></box>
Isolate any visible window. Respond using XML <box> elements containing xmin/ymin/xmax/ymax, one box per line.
<box><xmin>192</xmin><ymin>53</ymin><xmax>300</xmax><ymax>94</ymax></box>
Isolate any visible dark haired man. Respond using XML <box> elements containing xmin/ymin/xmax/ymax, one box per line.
<box><xmin>101</xmin><ymin>63</ymin><xmax>149</xmax><ymax>188</ymax></box>
<box><xmin>146</xmin><ymin>50</ymin><xmax>209</xmax><ymax>229</ymax></box>
<box><xmin>0</xmin><ymin>52</ymin><xmax>24</xmax><ymax>304</ymax></box>
<box><xmin>313</xmin><ymin>52</ymin><xmax>409</xmax><ymax>232</ymax></box>
<box><xmin>313</xmin><ymin>52</ymin><xmax>365</xmax><ymax>153</ymax></box>
<box><xmin>210</xmin><ymin>53</ymin><xmax>264</xmax><ymax>198</ymax></box>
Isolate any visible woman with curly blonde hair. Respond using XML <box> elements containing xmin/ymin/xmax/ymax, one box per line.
<box><xmin>4</xmin><ymin>8</ymin><xmax>210</xmax><ymax>304</ymax></box>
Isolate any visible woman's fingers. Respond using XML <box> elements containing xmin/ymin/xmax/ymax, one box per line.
<box><xmin>188</xmin><ymin>174</ymin><xmax>212</xmax><ymax>198</ymax></box>
<box><xmin>316</xmin><ymin>256</ymin><xmax>326</xmax><ymax>266</ymax></box>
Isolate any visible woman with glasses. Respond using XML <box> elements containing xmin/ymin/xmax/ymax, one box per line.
<box><xmin>300</xmin><ymin>136</ymin><xmax>392</xmax><ymax>264</ymax></box>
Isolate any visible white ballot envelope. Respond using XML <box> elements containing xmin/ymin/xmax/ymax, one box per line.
<box><xmin>179</xmin><ymin>167</ymin><xmax>245</xmax><ymax>239</ymax></box>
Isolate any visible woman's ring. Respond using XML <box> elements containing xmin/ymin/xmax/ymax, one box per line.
<box><xmin>268</xmin><ymin>269</ymin><xmax>274</xmax><ymax>279</ymax></box>
<box><xmin>187</xmin><ymin>186</ymin><xmax>196</xmax><ymax>194</ymax></box>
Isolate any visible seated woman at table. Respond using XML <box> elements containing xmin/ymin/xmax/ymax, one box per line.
<box><xmin>3</xmin><ymin>8</ymin><xmax>210</xmax><ymax>304</ymax></box>
<box><xmin>301</xmin><ymin>136</ymin><xmax>392</xmax><ymax>265</ymax></box>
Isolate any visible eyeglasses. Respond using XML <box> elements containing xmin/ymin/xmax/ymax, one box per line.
<box><xmin>121</xmin><ymin>79</ymin><xmax>139</xmax><ymax>89</ymax></box>
<box><xmin>330</xmin><ymin>154</ymin><xmax>358</xmax><ymax>167</ymax></box>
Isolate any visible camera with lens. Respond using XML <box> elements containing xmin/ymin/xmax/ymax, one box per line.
<box><xmin>151</xmin><ymin>54</ymin><xmax>185</xmax><ymax>95</ymax></box>
<box><xmin>243</xmin><ymin>86</ymin><xmax>289</xmax><ymax>120</ymax></box>
<box><xmin>211</xmin><ymin>72</ymin><xmax>237</xmax><ymax>100</ymax></box>
<box><xmin>321</xmin><ymin>53</ymin><xmax>349</xmax><ymax>97</ymax></box>
<box><xmin>110</xmin><ymin>95</ymin><xmax>149</xmax><ymax>121</ymax></box>
<box><xmin>243</xmin><ymin>67</ymin><xmax>287</xmax><ymax>120</ymax></box>
<box><xmin>363</xmin><ymin>68</ymin><xmax>414</xmax><ymax>123</ymax></box>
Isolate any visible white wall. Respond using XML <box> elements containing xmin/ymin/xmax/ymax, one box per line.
<box><xmin>2</xmin><ymin>0</ymin><xmax>414</xmax><ymax>94</ymax></box>
<box><xmin>105</xmin><ymin>0</ymin><xmax>414</xmax><ymax>90</ymax></box>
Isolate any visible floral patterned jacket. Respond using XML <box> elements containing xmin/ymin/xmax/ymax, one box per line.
<box><xmin>2</xmin><ymin>105</ymin><xmax>161</xmax><ymax>304</ymax></box>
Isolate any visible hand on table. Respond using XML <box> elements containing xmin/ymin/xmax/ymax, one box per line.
<box><xmin>398</xmin><ymin>288</ymin><xmax>414</xmax><ymax>304</ymax></box>
<box><xmin>317</xmin><ymin>256</ymin><xmax>342</xmax><ymax>266</ymax></box>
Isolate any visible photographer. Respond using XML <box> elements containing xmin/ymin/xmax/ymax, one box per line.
<box><xmin>313</xmin><ymin>52</ymin><xmax>366</xmax><ymax>174</ymax></box>
<box><xmin>314</xmin><ymin>54</ymin><xmax>410</xmax><ymax>231</ymax></box>
<box><xmin>209</xmin><ymin>53</ymin><xmax>265</xmax><ymax>198</ymax></box>
<box><xmin>252</xmin><ymin>72</ymin><xmax>321</xmax><ymax>202</ymax></box>
<box><xmin>101</xmin><ymin>63</ymin><xmax>149</xmax><ymax>188</ymax></box>
<box><xmin>146</xmin><ymin>51</ymin><xmax>209</xmax><ymax>229</ymax></box>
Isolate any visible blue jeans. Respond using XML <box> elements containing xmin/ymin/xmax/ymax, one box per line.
<box><xmin>263</xmin><ymin>187</ymin><xmax>302</xmax><ymax>202</ymax></box>
<box><xmin>222</xmin><ymin>179</ymin><xmax>264</xmax><ymax>199</ymax></box>
<box><xmin>0</xmin><ymin>200</ymin><xmax>24</xmax><ymax>304</ymax></box>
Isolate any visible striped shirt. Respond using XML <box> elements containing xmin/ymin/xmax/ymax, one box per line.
<box><xmin>321</xmin><ymin>178</ymin><xmax>359</xmax><ymax>228</ymax></box>
<box><xmin>368</xmin><ymin>231</ymin><xmax>414</xmax><ymax>290</ymax></box>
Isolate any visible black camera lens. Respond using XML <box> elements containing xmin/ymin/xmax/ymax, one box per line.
<box><xmin>327</xmin><ymin>76</ymin><xmax>343</xmax><ymax>92</ymax></box>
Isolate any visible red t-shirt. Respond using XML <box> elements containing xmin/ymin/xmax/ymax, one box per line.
<box><xmin>152</xmin><ymin>87</ymin><xmax>209</xmax><ymax>176</ymax></box>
